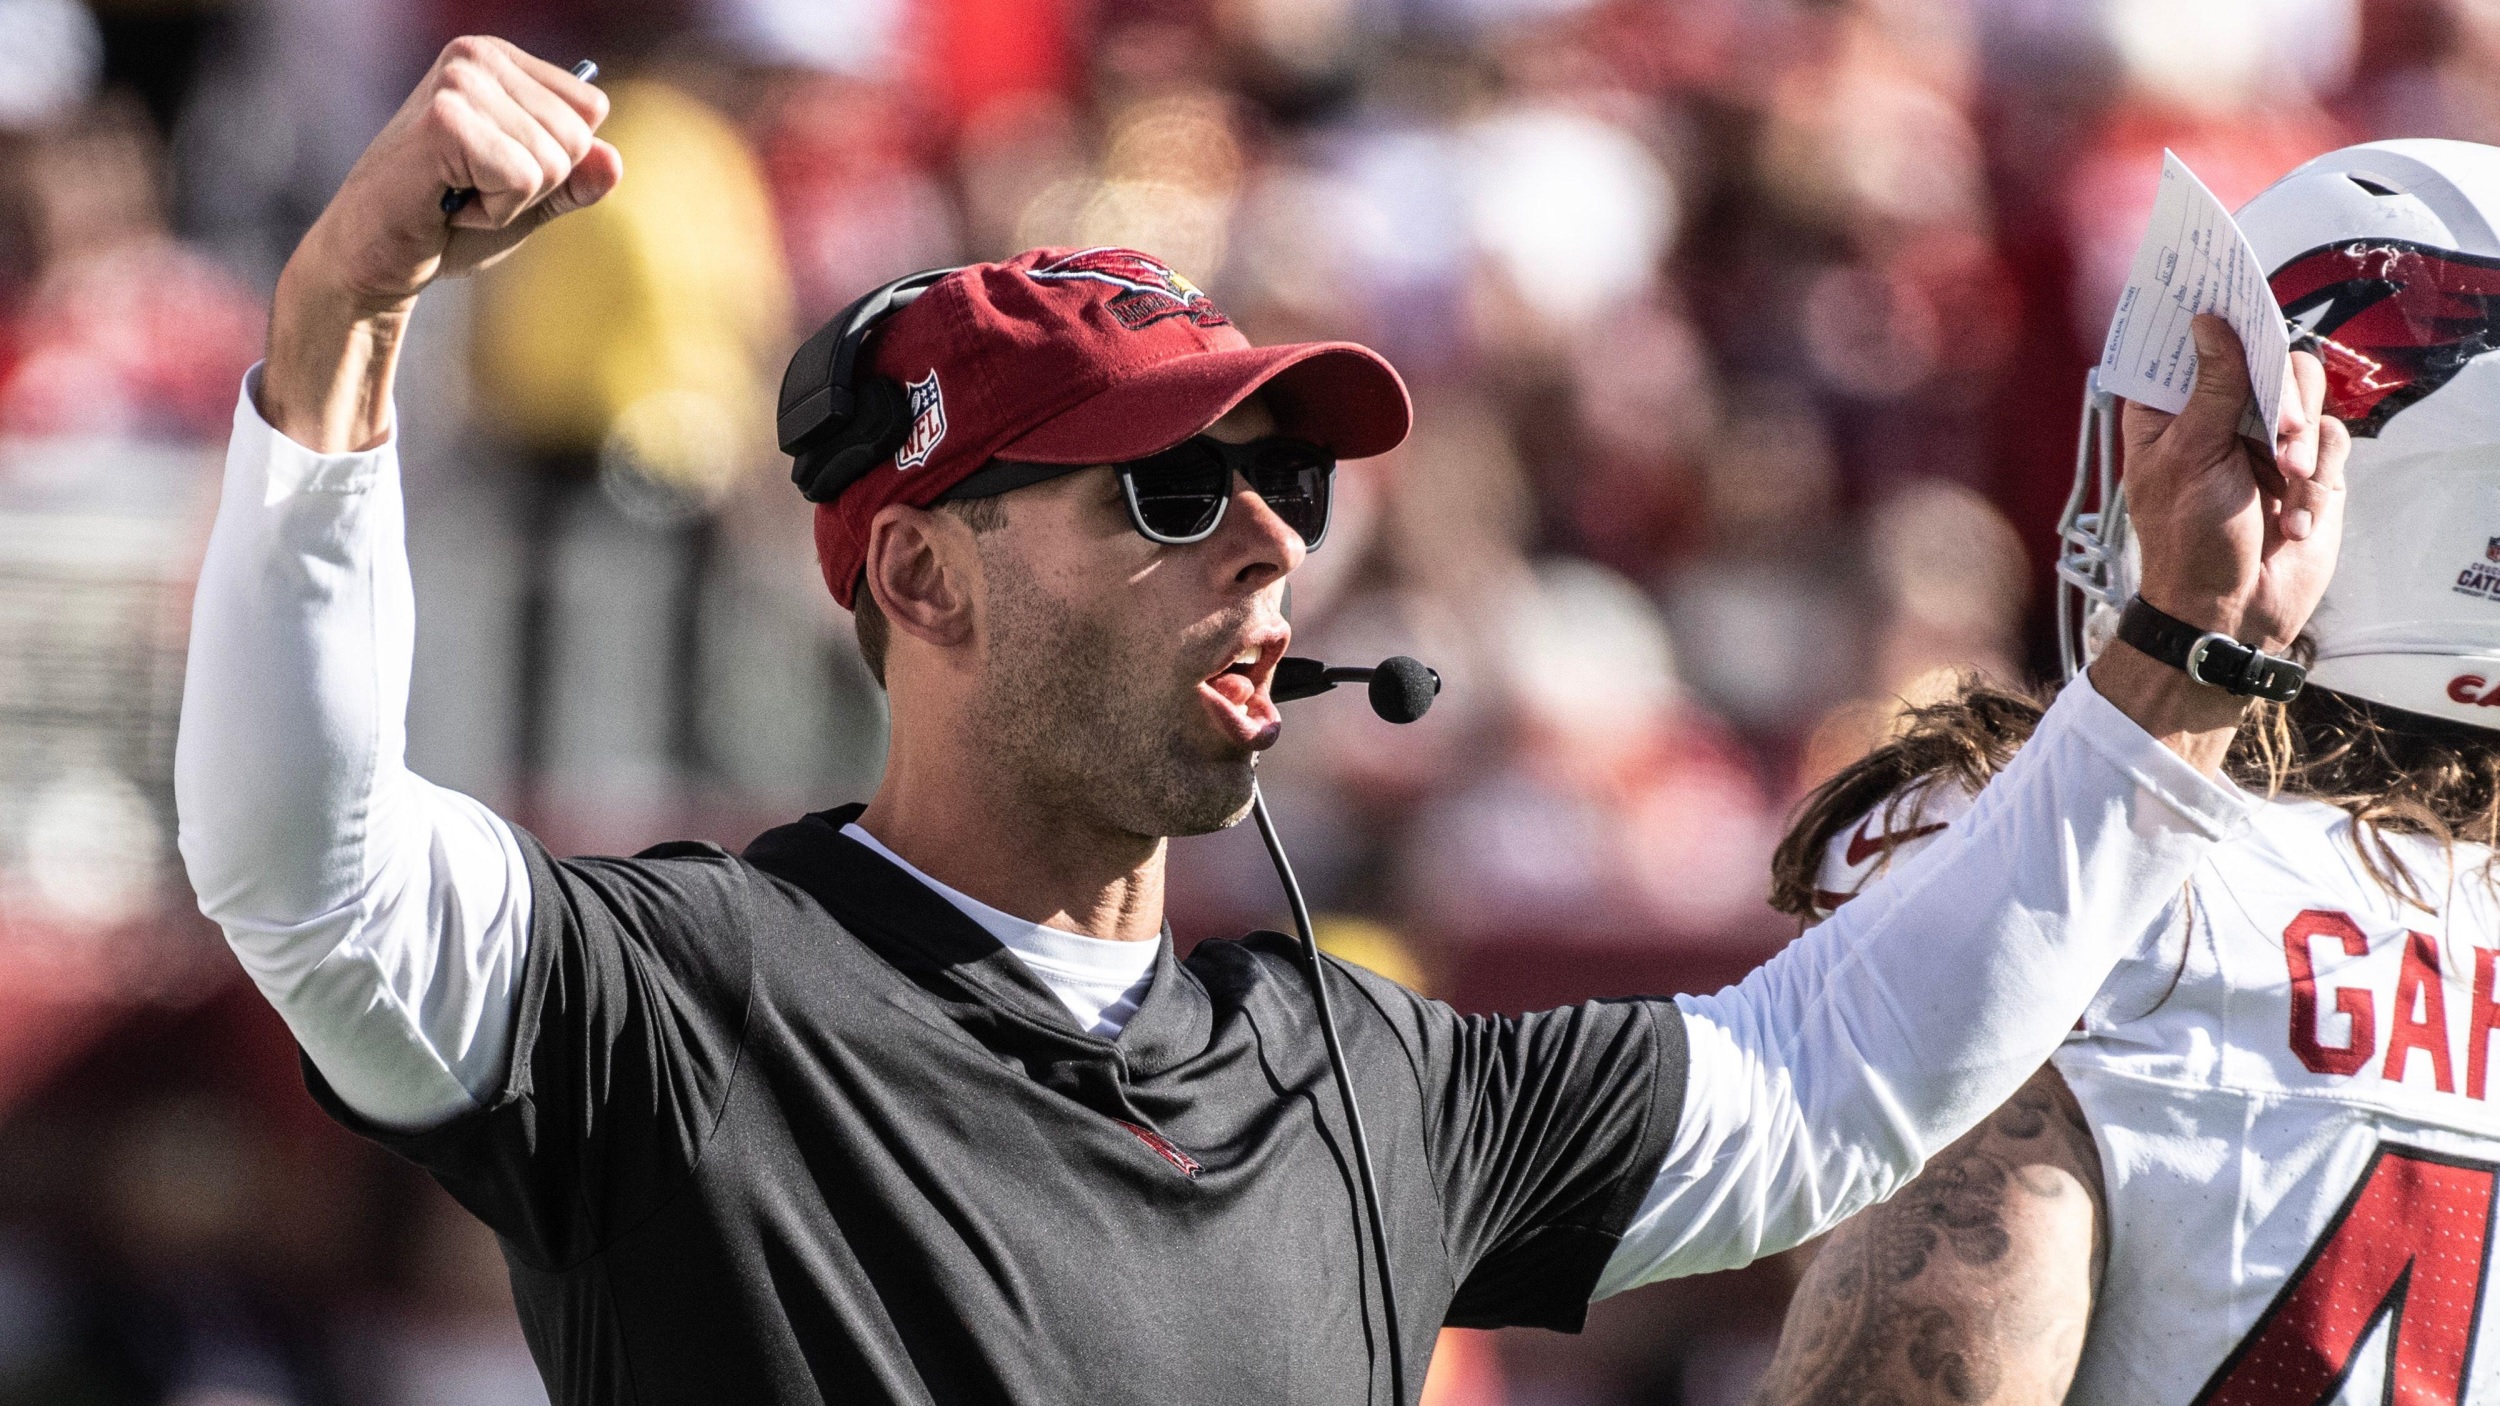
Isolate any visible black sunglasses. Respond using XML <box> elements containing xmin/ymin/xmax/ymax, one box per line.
<box><xmin>941</xmin><ymin>436</ymin><xmax>1336</xmax><ymax>549</ymax></box>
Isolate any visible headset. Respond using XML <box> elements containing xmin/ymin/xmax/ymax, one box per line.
<box><xmin>1252</xmin><ymin>657</ymin><xmax>1436</xmax><ymax>1406</ymax></box>
<box><xmin>778</xmin><ymin>266</ymin><xmax>965</xmax><ymax>504</ymax></box>
<box><xmin>780</xmin><ymin>270</ymin><xmax>1440</xmax><ymax>1406</ymax></box>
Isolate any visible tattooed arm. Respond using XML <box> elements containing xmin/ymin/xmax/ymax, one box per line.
<box><xmin>1748</xmin><ymin>1065</ymin><xmax>2107</xmax><ymax>1406</ymax></box>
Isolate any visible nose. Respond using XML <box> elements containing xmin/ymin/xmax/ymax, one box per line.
<box><xmin>1208</xmin><ymin>468</ymin><xmax>1305</xmax><ymax>591</ymax></box>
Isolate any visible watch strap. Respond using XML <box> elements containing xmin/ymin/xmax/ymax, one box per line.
<box><xmin>2115</xmin><ymin>597</ymin><xmax>2306</xmax><ymax>702</ymax></box>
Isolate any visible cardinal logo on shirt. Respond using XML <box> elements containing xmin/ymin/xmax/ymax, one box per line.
<box><xmin>2270</xmin><ymin>239</ymin><xmax>2500</xmax><ymax>437</ymax></box>
<box><xmin>895</xmin><ymin>371</ymin><xmax>946</xmax><ymax>473</ymax></box>
<box><xmin>1029</xmin><ymin>248</ymin><xmax>1231</xmax><ymax>331</ymax></box>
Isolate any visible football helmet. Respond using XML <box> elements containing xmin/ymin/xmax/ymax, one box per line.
<box><xmin>2062</xmin><ymin>139</ymin><xmax>2500</xmax><ymax>727</ymax></box>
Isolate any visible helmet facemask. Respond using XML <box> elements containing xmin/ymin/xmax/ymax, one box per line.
<box><xmin>2057</xmin><ymin>370</ymin><xmax>2140</xmax><ymax>681</ymax></box>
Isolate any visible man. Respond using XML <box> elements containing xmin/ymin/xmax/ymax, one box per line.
<box><xmin>175</xmin><ymin>38</ymin><xmax>2343</xmax><ymax>1406</ymax></box>
<box><xmin>1749</xmin><ymin>139</ymin><xmax>2500</xmax><ymax>1406</ymax></box>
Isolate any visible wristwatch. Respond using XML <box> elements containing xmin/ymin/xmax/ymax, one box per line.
<box><xmin>2115</xmin><ymin>597</ymin><xmax>2306</xmax><ymax>701</ymax></box>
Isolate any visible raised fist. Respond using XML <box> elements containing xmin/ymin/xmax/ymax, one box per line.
<box><xmin>292</xmin><ymin>36</ymin><xmax>621</xmax><ymax>313</ymax></box>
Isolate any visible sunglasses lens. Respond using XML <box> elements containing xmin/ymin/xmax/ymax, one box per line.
<box><xmin>1245</xmin><ymin>442</ymin><xmax>1334</xmax><ymax>548</ymax></box>
<box><xmin>1124</xmin><ymin>445</ymin><xmax>1231</xmax><ymax>542</ymax></box>
<box><xmin>1119</xmin><ymin>438</ymin><xmax>1337</xmax><ymax>546</ymax></box>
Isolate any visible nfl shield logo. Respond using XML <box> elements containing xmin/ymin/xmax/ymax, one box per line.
<box><xmin>895</xmin><ymin>371</ymin><xmax>947</xmax><ymax>472</ymax></box>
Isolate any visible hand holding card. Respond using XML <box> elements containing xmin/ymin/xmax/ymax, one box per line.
<box><xmin>2097</xmin><ymin>151</ymin><xmax>2291</xmax><ymax>450</ymax></box>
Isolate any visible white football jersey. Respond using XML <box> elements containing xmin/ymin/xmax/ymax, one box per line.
<box><xmin>1818</xmin><ymin>789</ymin><xmax>2500</xmax><ymax>1404</ymax></box>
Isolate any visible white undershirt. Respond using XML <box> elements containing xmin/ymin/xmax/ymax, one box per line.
<box><xmin>840</xmin><ymin>822</ymin><xmax>1157</xmax><ymax>1038</ymax></box>
<box><xmin>176</xmin><ymin>369</ymin><xmax>2256</xmax><ymax>1299</ymax></box>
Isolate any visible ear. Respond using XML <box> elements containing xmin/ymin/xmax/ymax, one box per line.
<box><xmin>862</xmin><ymin>504</ymin><xmax>981</xmax><ymax>653</ymax></box>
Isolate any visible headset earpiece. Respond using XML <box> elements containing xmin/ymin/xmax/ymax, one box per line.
<box><xmin>809</xmin><ymin>376</ymin><xmax>910</xmax><ymax>495</ymax></box>
<box><xmin>781</xmin><ymin>266</ymin><xmax>965</xmax><ymax>504</ymax></box>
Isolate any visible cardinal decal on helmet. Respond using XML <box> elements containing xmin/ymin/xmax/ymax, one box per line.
<box><xmin>2271</xmin><ymin>239</ymin><xmax>2500</xmax><ymax>437</ymax></box>
<box><xmin>1029</xmin><ymin>248</ymin><xmax>1231</xmax><ymax>331</ymax></box>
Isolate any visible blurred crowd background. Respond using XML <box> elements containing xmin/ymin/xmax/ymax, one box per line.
<box><xmin>0</xmin><ymin>0</ymin><xmax>2452</xmax><ymax>1399</ymax></box>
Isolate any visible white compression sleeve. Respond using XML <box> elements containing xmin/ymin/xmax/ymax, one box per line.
<box><xmin>175</xmin><ymin>369</ymin><xmax>531</xmax><ymax>1132</ymax></box>
<box><xmin>1593</xmin><ymin>674</ymin><xmax>2252</xmax><ymax>1295</ymax></box>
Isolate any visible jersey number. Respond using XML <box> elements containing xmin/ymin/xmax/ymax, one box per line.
<box><xmin>2194</xmin><ymin>1147</ymin><xmax>2498</xmax><ymax>1405</ymax></box>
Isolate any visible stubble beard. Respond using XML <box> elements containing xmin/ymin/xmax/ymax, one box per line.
<box><xmin>967</xmin><ymin>556</ymin><xmax>1257</xmax><ymax>841</ymax></box>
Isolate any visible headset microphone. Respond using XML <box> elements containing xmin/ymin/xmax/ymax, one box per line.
<box><xmin>1271</xmin><ymin>655</ymin><xmax>1441</xmax><ymax>723</ymax></box>
<box><xmin>1249</xmin><ymin>652</ymin><xmax>1440</xmax><ymax>1406</ymax></box>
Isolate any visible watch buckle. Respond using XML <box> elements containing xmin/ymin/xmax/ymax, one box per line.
<box><xmin>2183</xmin><ymin>632</ymin><xmax>2236</xmax><ymax>689</ymax></box>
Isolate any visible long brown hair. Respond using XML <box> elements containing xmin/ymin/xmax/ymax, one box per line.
<box><xmin>1769</xmin><ymin>677</ymin><xmax>2500</xmax><ymax>918</ymax></box>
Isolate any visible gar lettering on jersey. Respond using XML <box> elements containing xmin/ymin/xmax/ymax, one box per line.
<box><xmin>2281</xmin><ymin>906</ymin><xmax>2500</xmax><ymax>1101</ymax></box>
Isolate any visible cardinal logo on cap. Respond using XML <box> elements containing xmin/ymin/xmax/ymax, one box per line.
<box><xmin>1030</xmin><ymin>248</ymin><xmax>1231</xmax><ymax>331</ymax></box>
<box><xmin>895</xmin><ymin>371</ymin><xmax>946</xmax><ymax>472</ymax></box>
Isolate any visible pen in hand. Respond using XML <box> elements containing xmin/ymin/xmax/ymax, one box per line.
<box><xmin>440</xmin><ymin>58</ymin><xmax>600</xmax><ymax>217</ymax></box>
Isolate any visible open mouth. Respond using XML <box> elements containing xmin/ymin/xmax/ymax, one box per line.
<box><xmin>1199</xmin><ymin>634</ymin><xmax>1286</xmax><ymax>748</ymax></box>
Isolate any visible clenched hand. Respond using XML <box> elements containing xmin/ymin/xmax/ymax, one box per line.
<box><xmin>262</xmin><ymin>37</ymin><xmax>622</xmax><ymax>451</ymax></box>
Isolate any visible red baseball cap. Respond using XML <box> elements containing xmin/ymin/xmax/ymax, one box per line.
<box><xmin>811</xmin><ymin>247</ymin><xmax>1411</xmax><ymax>609</ymax></box>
